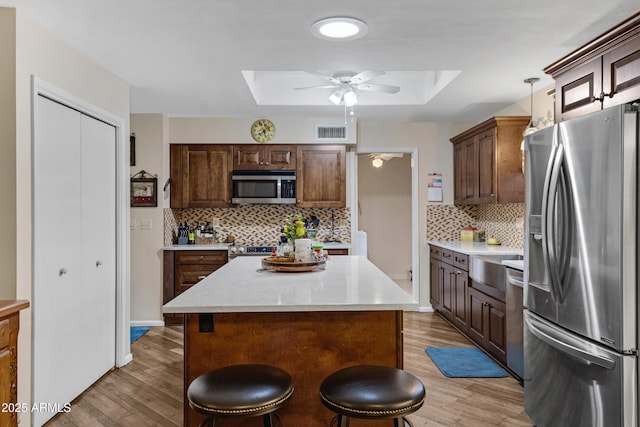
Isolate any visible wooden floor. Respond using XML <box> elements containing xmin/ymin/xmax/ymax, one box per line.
<box><xmin>46</xmin><ymin>312</ymin><xmax>532</xmax><ymax>426</ymax></box>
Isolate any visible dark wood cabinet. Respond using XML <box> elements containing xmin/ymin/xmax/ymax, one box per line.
<box><xmin>163</xmin><ymin>250</ymin><xmax>228</xmax><ymax>324</ymax></box>
<box><xmin>233</xmin><ymin>145</ymin><xmax>296</xmax><ymax>170</ymax></box>
<box><xmin>468</xmin><ymin>287</ymin><xmax>507</xmax><ymax>364</ymax></box>
<box><xmin>296</xmin><ymin>145</ymin><xmax>346</xmax><ymax>208</ymax></box>
<box><xmin>450</xmin><ymin>117</ymin><xmax>529</xmax><ymax>205</ymax></box>
<box><xmin>326</xmin><ymin>249</ymin><xmax>349</xmax><ymax>255</ymax></box>
<box><xmin>170</xmin><ymin>144</ymin><xmax>233</xmax><ymax>208</ymax></box>
<box><xmin>0</xmin><ymin>300</ymin><xmax>29</xmax><ymax>427</ymax></box>
<box><xmin>546</xmin><ymin>12</ymin><xmax>640</xmax><ymax>122</ymax></box>
<box><xmin>430</xmin><ymin>246</ymin><xmax>468</xmax><ymax>332</ymax></box>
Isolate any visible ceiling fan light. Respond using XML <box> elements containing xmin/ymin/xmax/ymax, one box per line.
<box><xmin>372</xmin><ymin>157</ymin><xmax>384</xmax><ymax>168</ymax></box>
<box><xmin>328</xmin><ymin>89</ymin><xmax>344</xmax><ymax>105</ymax></box>
<box><xmin>343</xmin><ymin>89</ymin><xmax>358</xmax><ymax>106</ymax></box>
<box><xmin>311</xmin><ymin>17</ymin><xmax>368</xmax><ymax>41</ymax></box>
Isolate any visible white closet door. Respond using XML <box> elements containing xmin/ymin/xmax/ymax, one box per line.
<box><xmin>79</xmin><ymin>114</ymin><xmax>116</xmax><ymax>380</ymax></box>
<box><xmin>33</xmin><ymin>95</ymin><xmax>116</xmax><ymax>426</ymax></box>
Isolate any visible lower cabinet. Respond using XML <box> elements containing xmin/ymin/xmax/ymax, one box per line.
<box><xmin>468</xmin><ymin>287</ymin><xmax>507</xmax><ymax>364</ymax></box>
<box><xmin>429</xmin><ymin>246</ymin><xmax>468</xmax><ymax>332</ymax></box>
<box><xmin>0</xmin><ymin>300</ymin><xmax>29</xmax><ymax>427</ymax></box>
<box><xmin>163</xmin><ymin>250</ymin><xmax>228</xmax><ymax>324</ymax></box>
<box><xmin>429</xmin><ymin>244</ymin><xmax>507</xmax><ymax>366</ymax></box>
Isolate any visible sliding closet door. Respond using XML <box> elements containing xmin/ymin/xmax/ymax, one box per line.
<box><xmin>33</xmin><ymin>95</ymin><xmax>116</xmax><ymax>426</ymax></box>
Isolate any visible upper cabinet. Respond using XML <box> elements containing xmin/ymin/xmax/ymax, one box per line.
<box><xmin>296</xmin><ymin>145</ymin><xmax>346</xmax><ymax>208</ymax></box>
<box><xmin>450</xmin><ymin>117</ymin><xmax>529</xmax><ymax>205</ymax></box>
<box><xmin>545</xmin><ymin>12</ymin><xmax>640</xmax><ymax>122</ymax></box>
<box><xmin>233</xmin><ymin>144</ymin><xmax>297</xmax><ymax>170</ymax></box>
<box><xmin>170</xmin><ymin>144</ymin><xmax>233</xmax><ymax>208</ymax></box>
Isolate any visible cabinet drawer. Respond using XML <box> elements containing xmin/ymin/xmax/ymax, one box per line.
<box><xmin>429</xmin><ymin>245</ymin><xmax>442</xmax><ymax>260</ymax></box>
<box><xmin>175</xmin><ymin>265</ymin><xmax>223</xmax><ymax>293</ymax></box>
<box><xmin>0</xmin><ymin>319</ymin><xmax>9</xmax><ymax>349</ymax></box>
<box><xmin>175</xmin><ymin>251</ymin><xmax>228</xmax><ymax>265</ymax></box>
<box><xmin>441</xmin><ymin>249</ymin><xmax>454</xmax><ymax>264</ymax></box>
<box><xmin>326</xmin><ymin>249</ymin><xmax>348</xmax><ymax>255</ymax></box>
<box><xmin>452</xmin><ymin>252</ymin><xmax>469</xmax><ymax>271</ymax></box>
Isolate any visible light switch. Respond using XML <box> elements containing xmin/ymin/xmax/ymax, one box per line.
<box><xmin>130</xmin><ymin>219</ymin><xmax>137</xmax><ymax>230</ymax></box>
<box><xmin>140</xmin><ymin>219</ymin><xmax>152</xmax><ymax>230</ymax></box>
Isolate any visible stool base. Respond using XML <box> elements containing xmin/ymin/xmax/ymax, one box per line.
<box><xmin>330</xmin><ymin>414</ymin><xmax>413</xmax><ymax>427</ymax></box>
<box><xmin>199</xmin><ymin>412</ymin><xmax>282</xmax><ymax>427</ymax></box>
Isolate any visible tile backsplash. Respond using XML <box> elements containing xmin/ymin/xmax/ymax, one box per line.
<box><xmin>427</xmin><ymin>204</ymin><xmax>524</xmax><ymax>248</ymax></box>
<box><xmin>164</xmin><ymin>206</ymin><xmax>351</xmax><ymax>246</ymax></box>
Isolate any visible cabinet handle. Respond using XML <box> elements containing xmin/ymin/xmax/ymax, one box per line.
<box><xmin>456</xmin><ymin>270</ymin><xmax>462</xmax><ymax>275</ymax></box>
<box><xmin>59</xmin><ymin>267</ymin><xmax>68</xmax><ymax>276</ymax></box>
<box><xmin>590</xmin><ymin>92</ymin><xmax>614</xmax><ymax>103</ymax></box>
<box><xmin>197</xmin><ymin>276</ymin><xmax>206</xmax><ymax>280</ymax></box>
<box><xmin>96</xmin><ymin>259</ymin><xmax>103</xmax><ymax>267</ymax></box>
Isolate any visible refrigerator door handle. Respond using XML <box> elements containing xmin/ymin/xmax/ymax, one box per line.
<box><xmin>525</xmin><ymin>314</ymin><xmax>616</xmax><ymax>370</ymax></box>
<box><xmin>544</xmin><ymin>144</ymin><xmax>564</xmax><ymax>302</ymax></box>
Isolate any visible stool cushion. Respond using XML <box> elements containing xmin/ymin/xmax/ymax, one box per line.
<box><xmin>188</xmin><ymin>364</ymin><xmax>294</xmax><ymax>418</ymax></box>
<box><xmin>319</xmin><ymin>365</ymin><xmax>425</xmax><ymax>419</ymax></box>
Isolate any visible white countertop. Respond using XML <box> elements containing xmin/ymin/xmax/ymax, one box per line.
<box><xmin>163</xmin><ymin>242</ymin><xmax>350</xmax><ymax>251</ymax></box>
<box><xmin>163</xmin><ymin>255</ymin><xmax>417</xmax><ymax>313</ymax></box>
<box><xmin>163</xmin><ymin>243</ymin><xmax>230</xmax><ymax>251</ymax></box>
<box><xmin>503</xmin><ymin>259</ymin><xmax>524</xmax><ymax>271</ymax></box>
<box><xmin>427</xmin><ymin>240</ymin><xmax>523</xmax><ymax>256</ymax></box>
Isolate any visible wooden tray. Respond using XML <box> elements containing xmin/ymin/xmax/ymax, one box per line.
<box><xmin>261</xmin><ymin>256</ymin><xmax>326</xmax><ymax>272</ymax></box>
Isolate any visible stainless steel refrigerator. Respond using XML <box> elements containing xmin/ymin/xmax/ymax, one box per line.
<box><xmin>524</xmin><ymin>103</ymin><xmax>638</xmax><ymax>427</ymax></box>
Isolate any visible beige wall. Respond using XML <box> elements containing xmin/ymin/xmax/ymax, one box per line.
<box><xmin>6</xmin><ymin>8</ymin><xmax>130</xmax><ymax>424</ymax></box>
<box><xmin>358</xmin><ymin>154</ymin><xmax>411</xmax><ymax>280</ymax></box>
<box><xmin>130</xmin><ymin>114</ymin><xmax>167</xmax><ymax>323</ymax></box>
<box><xmin>0</xmin><ymin>9</ymin><xmax>16</xmax><ymax>299</ymax></box>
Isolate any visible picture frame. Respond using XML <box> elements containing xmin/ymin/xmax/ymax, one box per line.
<box><xmin>131</xmin><ymin>175</ymin><xmax>157</xmax><ymax>207</ymax></box>
<box><xmin>130</xmin><ymin>134</ymin><xmax>136</xmax><ymax>166</ymax></box>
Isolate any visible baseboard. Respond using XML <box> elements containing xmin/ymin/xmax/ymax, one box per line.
<box><xmin>120</xmin><ymin>352</ymin><xmax>133</xmax><ymax>367</ymax></box>
<box><xmin>130</xmin><ymin>320</ymin><xmax>165</xmax><ymax>327</ymax></box>
<box><xmin>418</xmin><ymin>306</ymin><xmax>434</xmax><ymax>313</ymax></box>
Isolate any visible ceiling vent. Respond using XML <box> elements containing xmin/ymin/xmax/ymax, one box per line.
<box><xmin>316</xmin><ymin>125</ymin><xmax>347</xmax><ymax>141</ymax></box>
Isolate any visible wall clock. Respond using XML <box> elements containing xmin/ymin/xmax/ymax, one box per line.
<box><xmin>250</xmin><ymin>119</ymin><xmax>275</xmax><ymax>143</ymax></box>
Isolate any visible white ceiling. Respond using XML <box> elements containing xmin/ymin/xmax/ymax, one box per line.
<box><xmin>2</xmin><ymin>1</ymin><xmax>638</xmax><ymax>122</ymax></box>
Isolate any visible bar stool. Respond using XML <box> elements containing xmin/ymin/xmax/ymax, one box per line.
<box><xmin>187</xmin><ymin>364</ymin><xmax>294</xmax><ymax>427</ymax></box>
<box><xmin>319</xmin><ymin>365</ymin><xmax>425</xmax><ymax>427</ymax></box>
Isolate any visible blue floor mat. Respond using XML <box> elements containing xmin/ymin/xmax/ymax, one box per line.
<box><xmin>130</xmin><ymin>326</ymin><xmax>150</xmax><ymax>343</ymax></box>
<box><xmin>425</xmin><ymin>347</ymin><xmax>508</xmax><ymax>378</ymax></box>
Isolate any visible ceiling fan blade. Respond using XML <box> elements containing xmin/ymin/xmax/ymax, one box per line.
<box><xmin>354</xmin><ymin>83</ymin><xmax>400</xmax><ymax>94</ymax></box>
<box><xmin>305</xmin><ymin>71</ymin><xmax>343</xmax><ymax>84</ymax></box>
<box><xmin>293</xmin><ymin>84</ymin><xmax>339</xmax><ymax>90</ymax></box>
<box><xmin>350</xmin><ymin>70</ymin><xmax>385</xmax><ymax>84</ymax></box>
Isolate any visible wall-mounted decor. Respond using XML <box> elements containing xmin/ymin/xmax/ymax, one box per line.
<box><xmin>131</xmin><ymin>170</ymin><xmax>157</xmax><ymax>207</ymax></box>
<box><xmin>130</xmin><ymin>133</ymin><xmax>136</xmax><ymax>166</ymax></box>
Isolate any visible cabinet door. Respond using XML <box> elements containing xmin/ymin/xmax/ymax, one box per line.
<box><xmin>463</xmin><ymin>138</ymin><xmax>476</xmax><ymax>203</ymax></box>
<box><xmin>602</xmin><ymin>37</ymin><xmax>640</xmax><ymax>109</ymax></box>
<box><xmin>297</xmin><ymin>145</ymin><xmax>346</xmax><ymax>207</ymax></box>
<box><xmin>468</xmin><ymin>287</ymin><xmax>487</xmax><ymax>344</ymax></box>
<box><xmin>476</xmin><ymin>130</ymin><xmax>496</xmax><ymax>204</ymax></box>
<box><xmin>171</xmin><ymin>145</ymin><xmax>233</xmax><ymax>208</ymax></box>
<box><xmin>264</xmin><ymin>145</ymin><xmax>296</xmax><ymax>169</ymax></box>
<box><xmin>234</xmin><ymin>145</ymin><xmax>262</xmax><ymax>168</ymax></box>
<box><xmin>440</xmin><ymin>262</ymin><xmax>454</xmax><ymax>320</ymax></box>
<box><xmin>486</xmin><ymin>297</ymin><xmax>507</xmax><ymax>362</ymax></box>
<box><xmin>452</xmin><ymin>268</ymin><xmax>469</xmax><ymax>332</ymax></box>
<box><xmin>429</xmin><ymin>257</ymin><xmax>442</xmax><ymax>310</ymax></box>
<box><xmin>554</xmin><ymin>58</ymin><xmax>603</xmax><ymax>122</ymax></box>
<box><xmin>453</xmin><ymin>142</ymin><xmax>466</xmax><ymax>204</ymax></box>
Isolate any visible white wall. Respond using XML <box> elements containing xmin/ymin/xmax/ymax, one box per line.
<box><xmin>130</xmin><ymin>114</ymin><xmax>167</xmax><ymax>324</ymax></box>
<box><xmin>7</xmin><ymin>8</ymin><xmax>130</xmax><ymax>425</ymax></box>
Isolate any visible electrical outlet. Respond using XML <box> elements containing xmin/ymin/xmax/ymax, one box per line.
<box><xmin>140</xmin><ymin>219</ymin><xmax>152</xmax><ymax>230</ymax></box>
<box><xmin>212</xmin><ymin>218</ymin><xmax>220</xmax><ymax>227</ymax></box>
<box><xmin>130</xmin><ymin>219</ymin><xmax>137</xmax><ymax>230</ymax></box>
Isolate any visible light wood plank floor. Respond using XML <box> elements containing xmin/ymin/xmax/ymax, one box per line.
<box><xmin>46</xmin><ymin>312</ymin><xmax>532</xmax><ymax>426</ymax></box>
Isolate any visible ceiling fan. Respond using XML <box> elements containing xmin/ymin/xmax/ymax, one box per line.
<box><xmin>295</xmin><ymin>71</ymin><xmax>400</xmax><ymax>106</ymax></box>
<box><xmin>368</xmin><ymin>152</ymin><xmax>404</xmax><ymax>168</ymax></box>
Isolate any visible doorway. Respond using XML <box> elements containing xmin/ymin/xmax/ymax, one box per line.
<box><xmin>353</xmin><ymin>149</ymin><xmax>418</xmax><ymax>299</ymax></box>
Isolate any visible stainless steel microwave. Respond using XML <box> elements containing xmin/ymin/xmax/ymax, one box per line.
<box><xmin>231</xmin><ymin>170</ymin><xmax>296</xmax><ymax>204</ymax></box>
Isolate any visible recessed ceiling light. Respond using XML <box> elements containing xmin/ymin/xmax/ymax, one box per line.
<box><xmin>311</xmin><ymin>17</ymin><xmax>368</xmax><ymax>41</ymax></box>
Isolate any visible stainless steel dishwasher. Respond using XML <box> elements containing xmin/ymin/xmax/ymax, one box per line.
<box><xmin>505</xmin><ymin>266</ymin><xmax>524</xmax><ymax>379</ymax></box>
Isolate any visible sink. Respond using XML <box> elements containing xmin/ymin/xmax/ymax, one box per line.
<box><xmin>469</xmin><ymin>254</ymin><xmax>523</xmax><ymax>292</ymax></box>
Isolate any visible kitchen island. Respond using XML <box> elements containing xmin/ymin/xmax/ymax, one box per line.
<box><xmin>163</xmin><ymin>255</ymin><xmax>417</xmax><ymax>427</ymax></box>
